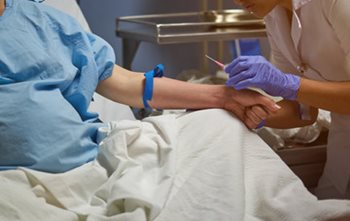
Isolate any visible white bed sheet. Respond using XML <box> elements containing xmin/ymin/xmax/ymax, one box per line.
<box><xmin>1</xmin><ymin>109</ymin><xmax>350</xmax><ymax>221</ymax></box>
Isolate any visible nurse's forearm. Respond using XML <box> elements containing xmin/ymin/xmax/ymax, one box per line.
<box><xmin>264</xmin><ymin>100</ymin><xmax>318</xmax><ymax>129</ymax></box>
<box><xmin>297</xmin><ymin>78</ymin><xmax>350</xmax><ymax>115</ymax></box>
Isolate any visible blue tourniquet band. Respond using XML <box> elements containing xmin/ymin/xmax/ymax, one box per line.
<box><xmin>143</xmin><ymin>64</ymin><xmax>164</xmax><ymax>109</ymax></box>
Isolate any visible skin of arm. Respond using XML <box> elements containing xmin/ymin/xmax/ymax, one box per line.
<box><xmin>241</xmin><ymin>70</ymin><xmax>350</xmax><ymax>129</ymax></box>
<box><xmin>96</xmin><ymin>65</ymin><xmax>280</xmax><ymax>129</ymax></box>
<box><xmin>263</xmin><ymin>100</ymin><xmax>318</xmax><ymax>129</ymax></box>
<box><xmin>0</xmin><ymin>0</ymin><xmax>4</xmax><ymax>16</ymax></box>
<box><xmin>297</xmin><ymin>78</ymin><xmax>350</xmax><ymax>115</ymax></box>
<box><xmin>256</xmin><ymin>67</ymin><xmax>350</xmax><ymax>124</ymax></box>
<box><xmin>264</xmin><ymin>78</ymin><xmax>350</xmax><ymax>129</ymax></box>
<box><xmin>250</xmin><ymin>67</ymin><xmax>350</xmax><ymax>130</ymax></box>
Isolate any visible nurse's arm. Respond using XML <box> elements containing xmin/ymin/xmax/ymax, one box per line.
<box><xmin>297</xmin><ymin>78</ymin><xmax>350</xmax><ymax>115</ymax></box>
<box><xmin>264</xmin><ymin>100</ymin><xmax>318</xmax><ymax>129</ymax></box>
<box><xmin>293</xmin><ymin>0</ymin><xmax>350</xmax><ymax>116</ymax></box>
<box><xmin>95</xmin><ymin>65</ymin><xmax>279</xmax><ymax>117</ymax></box>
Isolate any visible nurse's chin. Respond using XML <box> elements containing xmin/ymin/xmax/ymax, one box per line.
<box><xmin>248</xmin><ymin>10</ymin><xmax>267</xmax><ymax>18</ymax></box>
<box><xmin>245</xmin><ymin>7</ymin><xmax>270</xmax><ymax>18</ymax></box>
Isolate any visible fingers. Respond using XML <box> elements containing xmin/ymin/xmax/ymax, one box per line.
<box><xmin>224</xmin><ymin>100</ymin><xmax>258</xmax><ymax>130</ymax></box>
<box><xmin>242</xmin><ymin>90</ymin><xmax>281</xmax><ymax>113</ymax></box>
<box><xmin>257</xmin><ymin>96</ymin><xmax>281</xmax><ymax>114</ymax></box>
<box><xmin>244</xmin><ymin>105</ymin><xmax>268</xmax><ymax>129</ymax></box>
<box><xmin>249</xmin><ymin>105</ymin><xmax>269</xmax><ymax>120</ymax></box>
<box><xmin>243</xmin><ymin>117</ymin><xmax>256</xmax><ymax>129</ymax></box>
<box><xmin>224</xmin><ymin>56</ymin><xmax>249</xmax><ymax>74</ymax></box>
<box><xmin>226</xmin><ymin>100</ymin><xmax>245</xmax><ymax>120</ymax></box>
<box><xmin>228</xmin><ymin>62</ymin><xmax>250</xmax><ymax>77</ymax></box>
<box><xmin>233</xmin><ymin>78</ymin><xmax>256</xmax><ymax>90</ymax></box>
<box><xmin>224</xmin><ymin>55</ymin><xmax>265</xmax><ymax>76</ymax></box>
<box><xmin>229</xmin><ymin>88</ymin><xmax>281</xmax><ymax>113</ymax></box>
<box><xmin>223</xmin><ymin>87</ymin><xmax>281</xmax><ymax>129</ymax></box>
<box><xmin>226</xmin><ymin>70</ymin><xmax>255</xmax><ymax>89</ymax></box>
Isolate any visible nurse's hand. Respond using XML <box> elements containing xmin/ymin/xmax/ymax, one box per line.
<box><xmin>225</xmin><ymin>56</ymin><xmax>301</xmax><ymax>100</ymax></box>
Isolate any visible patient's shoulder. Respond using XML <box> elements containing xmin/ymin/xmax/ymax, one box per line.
<box><xmin>17</xmin><ymin>0</ymin><xmax>83</xmax><ymax>32</ymax></box>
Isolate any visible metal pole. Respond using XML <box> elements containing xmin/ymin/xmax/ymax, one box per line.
<box><xmin>201</xmin><ymin>0</ymin><xmax>209</xmax><ymax>74</ymax></box>
<box><xmin>217</xmin><ymin>0</ymin><xmax>224</xmax><ymax>64</ymax></box>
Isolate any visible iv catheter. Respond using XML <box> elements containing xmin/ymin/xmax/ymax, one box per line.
<box><xmin>205</xmin><ymin>54</ymin><xmax>225</xmax><ymax>69</ymax></box>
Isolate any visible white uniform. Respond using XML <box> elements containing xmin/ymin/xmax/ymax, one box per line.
<box><xmin>264</xmin><ymin>0</ymin><xmax>350</xmax><ymax>199</ymax></box>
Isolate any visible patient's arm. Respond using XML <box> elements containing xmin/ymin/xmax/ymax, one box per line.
<box><xmin>0</xmin><ymin>0</ymin><xmax>4</xmax><ymax>16</ymax></box>
<box><xmin>96</xmin><ymin>65</ymin><xmax>279</xmax><ymax>126</ymax></box>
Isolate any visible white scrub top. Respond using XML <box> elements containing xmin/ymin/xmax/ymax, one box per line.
<box><xmin>264</xmin><ymin>0</ymin><xmax>350</xmax><ymax>198</ymax></box>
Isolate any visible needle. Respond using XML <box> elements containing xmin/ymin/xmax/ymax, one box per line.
<box><xmin>205</xmin><ymin>54</ymin><xmax>225</xmax><ymax>69</ymax></box>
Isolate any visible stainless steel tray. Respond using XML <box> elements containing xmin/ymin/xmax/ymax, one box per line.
<box><xmin>202</xmin><ymin>9</ymin><xmax>264</xmax><ymax>26</ymax></box>
<box><xmin>116</xmin><ymin>9</ymin><xmax>266</xmax><ymax>44</ymax></box>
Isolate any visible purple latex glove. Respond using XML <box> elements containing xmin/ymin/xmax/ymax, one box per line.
<box><xmin>225</xmin><ymin>56</ymin><xmax>301</xmax><ymax>100</ymax></box>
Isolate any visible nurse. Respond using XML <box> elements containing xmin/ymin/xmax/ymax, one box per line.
<box><xmin>227</xmin><ymin>0</ymin><xmax>350</xmax><ymax>199</ymax></box>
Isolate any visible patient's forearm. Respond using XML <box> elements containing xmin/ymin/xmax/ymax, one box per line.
<box><xmin>265</xmin><ymin>100</ymin><xmax>318</xmax><ymax>129</ymax></box>
<box><xmin>150</xmin><ymin>78</ymin><xmax>226</xmax><ymax>109</ymax></box>
<box><xmin>0</xmin><ymin>0</ymin><xmax>4</xmax><ymax>16</ymax></box>
<box><xmin>96</xmin><ymin>65</ymin><xmax>278</xmax><ymax>115</ymax></box>
<box><xmin>96</xmin><ymin>65</ymin><xmax>226</xmax><ymax>109</ymax></box>
<box><xmin>96</xmin><ymin>65</ymin><xmax>145</xmax><ymax>107</ymax></box>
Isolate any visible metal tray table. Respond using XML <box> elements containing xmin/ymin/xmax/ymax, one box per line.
<box><xmin>116</xmin><ymin>9</ymin><xmax>266</xmax><ymax>68</ymax></box>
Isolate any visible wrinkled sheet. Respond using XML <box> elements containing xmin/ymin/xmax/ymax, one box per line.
<box><xmin>1</xmin><ymin>109</ymin><xmax>350</xmax><ymax>221</ymax></box>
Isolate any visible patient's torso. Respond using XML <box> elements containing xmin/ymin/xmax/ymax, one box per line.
<box><xmin>0</xmin><ymin>82</ymin><xmax>101</xmax><ymax>172</ymax></box>
<box><xmin>0</xmin><ymin>0</ymin><xmax>113</xmax><ymax>172</ymax></box>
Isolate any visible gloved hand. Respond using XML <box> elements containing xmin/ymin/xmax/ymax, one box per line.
<box><xmin>225</xmin><ymin>56</ymin><xmax>301</xmax><ymax>100</ymax></box>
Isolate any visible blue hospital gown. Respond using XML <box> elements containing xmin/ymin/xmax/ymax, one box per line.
<box><xmin>0</xmin><ymin>0</ymin><xmax>115</xmax><ymax>172</ymax></box>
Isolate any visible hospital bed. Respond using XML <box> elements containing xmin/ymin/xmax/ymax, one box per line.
<box><xmin>1</xmin><ymin>1</ymin><xmax>350</xmax><ymax>221</ymax></box>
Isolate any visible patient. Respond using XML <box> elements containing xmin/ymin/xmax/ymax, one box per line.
<box><xmin>0</xmin><ymin>0</ymin><xmax>278</xmax><ymax>173</ymax></box>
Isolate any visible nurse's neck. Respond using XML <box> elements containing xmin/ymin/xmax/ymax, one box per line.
<box><xmin>279</xmin><ymin>0</ymin><xmax>293</xmax><ymax>25</ymax></box>
<box><xmin>280</xmin><ymin>0</ymin><xmax>293</xmax><ymax>10</ymax></box>
<box><xmin>0</xmin><ymin>0</ymin><xmax>5</xmax><ymax>16</ymax></box>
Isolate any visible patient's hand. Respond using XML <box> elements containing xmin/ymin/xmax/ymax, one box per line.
<box><xmin>243</xmin><ymin>105</ymin><xmax>268</xmax><ymax>129</ymax></box>
<box><xmin>225</xmin><ymin>102</ymin><xmax>268</xmax><ymax>129</ymax></box>
<box><xmin>223</xmin><ymin>88</ymin><xmax>279</xmax><ymax>129</ymax></box>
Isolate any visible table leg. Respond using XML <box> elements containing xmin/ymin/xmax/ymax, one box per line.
<box><xmin>122</xmin><ymin>39</ymin><xmax>140</xmax><ymax>69</ymax></box>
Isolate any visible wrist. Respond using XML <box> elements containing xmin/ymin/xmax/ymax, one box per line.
<box><xmin>284</xmin><ymin>74</ymin><xmax>301</xmax><ymax>100</ymax></box>
<box><xmin>221</xmin><ymin>86</ymin><xmax>237</xmax><ymax>110</ymax></box>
